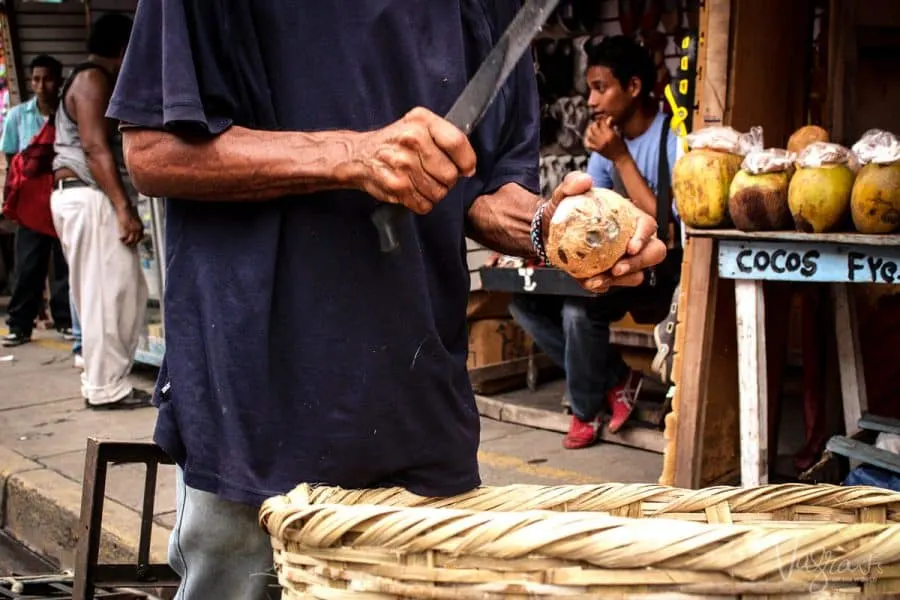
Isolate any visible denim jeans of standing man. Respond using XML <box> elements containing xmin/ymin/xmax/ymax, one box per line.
<box><xmin>169</xmin><ymin>467</ymin><xmax>279</xmax><ymax>600</ymax></box>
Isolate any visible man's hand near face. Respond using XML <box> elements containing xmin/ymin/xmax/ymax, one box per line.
<box><xmin>583</xmin><ymin>116</ymin><xmax>629</xmax><ymax>164</ymax></box>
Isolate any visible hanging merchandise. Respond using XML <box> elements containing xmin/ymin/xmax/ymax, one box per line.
<box><xmin>664</xmin><ymin>31</ymin><xmax>698</xmax><ymax>147</ymax></box>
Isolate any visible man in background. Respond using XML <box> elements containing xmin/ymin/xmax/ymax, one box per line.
<box><xmin>2</xmin><ymin>54</ymin><xmax>72</xmax><ymax>347</ymax></box>
<box><xmin>510</xmin><ymin>36</ymin><xmax>680</xmax><ymax>450</ymax></box>
<box><xmin>52</xmin><ymin>14</ymin><xmax>149</xmax><ymax>409</ymax></box>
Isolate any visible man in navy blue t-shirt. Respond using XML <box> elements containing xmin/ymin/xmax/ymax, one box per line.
<box><xmin>108</xmin><ymin>3</ymin><xmax>667</xmax><ymax>597</ymax></box>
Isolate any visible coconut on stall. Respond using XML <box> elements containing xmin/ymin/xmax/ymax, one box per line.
<box><xmin>850</xmin><ymin>129</ymin><xmax>900</xmax><ymax>234</ymax></box>
<box><xmin>727</xmin><ymin>148</ymin><xmax>795</xmax><ymax>232</ymax></box>
<box><xmin>673</xmin><ymin>125</ymin><xmax>763</xmax><ymax>228</ymax></box>
<box><xmin>787</xmin><ymin>141</ymin><xmax>856</xmax><ymax>233</ymax></box>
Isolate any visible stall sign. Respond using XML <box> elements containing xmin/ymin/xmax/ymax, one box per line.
<box><xmin>718</xmin><ymin>240</ymin><xmax>900</xmax><ymax>284</ymax></box>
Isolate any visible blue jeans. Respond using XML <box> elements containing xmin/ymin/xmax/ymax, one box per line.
<box><xmin>509</xmin><ymin>294</ymin><xmax>630</xmax><ymax>422</ymax></box>
<box><xmin>70</xmin><ymin>290</ymin><xmax>82</xmax><ymax>354</ymax></box>
<box><xmin>170</xmin><ymin>467</ymin><xmax>278</xmax><ymax>600</ymax></box>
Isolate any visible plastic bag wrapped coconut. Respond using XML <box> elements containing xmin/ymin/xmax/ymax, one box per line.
<box><xmin>728</xmin><ymin>148</ymin><xmax>796</xmax><ymax>232</ymax></box>
<box><xmin>788</xmin><ymin>142</ymin><xmax>855</xmax><ymax>233</ymax></box>
<box><xmin>674</xmin><ymin>126</ymin><xmax>764</xmax><ymax>228</ymax></box>
<box><xmin>850</xmin><ymin>130</ymin><xmax>900</xmax><ymax>233</ymax></box>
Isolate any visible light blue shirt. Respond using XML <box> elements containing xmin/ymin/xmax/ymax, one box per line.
<box><xmin>586</xmin><ymin>111</ymin><xmax>682</xmax><ymax>221</ymax></box>
<box><xmin>1</xmin><ymin>98</ymin><xmax>49</xmax><ymax>155</ymax></box>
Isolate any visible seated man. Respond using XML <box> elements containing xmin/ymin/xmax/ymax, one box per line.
<box><xmin>510</xmin><ymin>35</ymin><xmax>680</xmax><ymax>449</ymax></box>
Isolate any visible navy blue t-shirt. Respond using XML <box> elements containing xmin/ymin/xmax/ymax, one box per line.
<box><xmin>108</xmin><ymin>1</ymin><xmax>540</xmax><ymax>506</ymax></box>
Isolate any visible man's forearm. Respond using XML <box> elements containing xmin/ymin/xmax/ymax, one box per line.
<box><xmin>85</xmin><ymin>145</ymin><xmax>132</xmax><ymax>212</ymax></box>
<box><xmin>613</xmin><ymin>155</ymin><xmax>657</xmax><ymax>218</ymax></box>
<box><xmin>123</xmin><ymin>126</ymin><xmax>360</xmax><ymax>201</ymax></box>
<box><xmin>465</xmin><ymin>182</ymin><xmax>540</xmax><ymax>258</ymax></box>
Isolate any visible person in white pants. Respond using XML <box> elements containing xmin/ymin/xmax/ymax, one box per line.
<box><xmin>50</xmin><ymin>14</ymin><xmax>151</xmax><ymax>410</ymax></box>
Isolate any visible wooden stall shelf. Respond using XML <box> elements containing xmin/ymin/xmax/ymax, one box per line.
<box><xmin>690</xmin><ymin>229</ymin><xmax>900</xmax><ymax>487</ymax></box>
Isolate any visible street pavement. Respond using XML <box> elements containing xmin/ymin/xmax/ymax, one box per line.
<box><xmin>0</xmin><ymin>325</ymin><xmax>662</xmax><ymax>571</ymax></box>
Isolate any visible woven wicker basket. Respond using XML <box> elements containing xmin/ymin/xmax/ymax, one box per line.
<box><xmin>259</xmin><ymin>482</ymin><xmax>900</xmax><ymax>599</ymax></box>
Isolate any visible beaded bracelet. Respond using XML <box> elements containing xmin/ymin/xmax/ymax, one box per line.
<box><xmin>530</xmin><ymin>202</ymin><xmax>551</xmax><ymax>266</ymax></box>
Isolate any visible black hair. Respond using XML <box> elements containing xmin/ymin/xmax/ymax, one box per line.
<box><xmin>88</xmin><ymin>13</ymin><xmax>133</xmax><ymax>58</ymax></box>
<box><xmin>585</xmin><ymin>35</ymin><xmax>657</xmax><ymax>100</ymax></box>
<box><xmin>30</xmin><ymin>54</ymin><xmax>63</xmax><ymax>80</ymax></box>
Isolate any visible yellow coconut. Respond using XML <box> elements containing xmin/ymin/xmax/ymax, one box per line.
<box><xmin>851</xmin><ymin>161</ymin><xmax>900</xmax><ymax>233</ymax></box>
<box><xmin>674</xmin><ymin>148</ymin><xmax>744</xmax><ymax>228</ymax></box>
<box><xmin>788</xmin><ymin>164</ymin><xmax>854</xmax><ymax>233</ymax></box>
<box><xmin>728</xmin><ymin>169</ymin><xmax>792</xmax><ymax>232</ymax></box>
<box><xmin>546</xmin><ymin>188</ymin><xmax>641</xmax><ymax>280</ymax></box>
<box><xmin>787</xmin><ymin>125</ymin><xmax>829</xmax><ymax>154</ymax></box>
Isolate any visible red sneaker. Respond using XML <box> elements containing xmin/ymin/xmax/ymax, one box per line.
<box><xmin>563</xmin><ymin>415</ymin><xmax>601</xmax><ymax>449</ymax></box>
<box><xmin>607</xmin><ymin>370</ymin><xmax>643</xmax><ymax>434</ymax></box>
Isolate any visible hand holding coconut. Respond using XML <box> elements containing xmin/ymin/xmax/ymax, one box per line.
<box><xmin>538</xmin><ymin>172</ymin><xmax>667</xmax><ymax>294</ymax></box>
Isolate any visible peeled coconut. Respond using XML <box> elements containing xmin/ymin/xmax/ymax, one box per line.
<box><xmin>788</xmin><ymin>164</ymin><xmax>854</xmax><ymax>233</ymax></box>
<box><xmin>851</xmin><ymin>161</ymin><xmax>900</xmax><ymax>233</ymax></box>
<box><xmin>728</xmin><ymin>170</ymin><xmax>792</xmax><ymax>232</ymax></box>
<box><xmin>787</xmin><ymin>125</ymin><xmax>829</xmax><ymax>154</ymax></box>
<box><xmin>546</xmin><ymin>188</ymin><xmax>641</xmax><ymax>280</ymax></box>
<box><xmin>673</xmin><ymin>148</ymin><xmax>744</xmax><ymax>228</ymax></box>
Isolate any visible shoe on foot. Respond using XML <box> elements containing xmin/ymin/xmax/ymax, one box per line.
<box><xmin>607</xmin><ymin>370</ymin><xmax>643</xmax><ymax>434</ymax></box>
<box><xmin>57</xmin><ymin>327</ymin><xmax>76</xmax><ymax>341</ymax></box>
<box><xmin>563</xmin><ymin>414</ymin><xmax>601</xmax><ymax>449</ymax></box>
<box><xmin>73</xmin><ymin>352</ymin><xmax>85</xmax><ymax>370</ymax></box>
<box><xmin>85</xmin><ymin>388</ymin><xmax>153</xmax><ymax>411</ymax></box>
<box><xmin>2</xmin><ymin>331</ymin><xmax>31</xmax><ymax>347</ymax></box>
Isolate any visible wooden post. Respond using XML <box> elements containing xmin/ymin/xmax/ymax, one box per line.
<box><xmin>660</xmin><ymin>0</ymin><xmax>734</xmax><ymax>488</ymax></box>
<box><xmin>734</xmin><ymin>279</ymin><xmax>768</xmax><ymax>486</ymax></box>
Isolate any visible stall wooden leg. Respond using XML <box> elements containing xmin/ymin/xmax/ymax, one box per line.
<box><xmin>831</xmin><ymin>283</ymin><xmax>869</xmax><ymax>435</ymax></box>
<box><xmin>735</xmin><ymin>279</ymin><xmax>768</xmax><ymax>486</ymax></box>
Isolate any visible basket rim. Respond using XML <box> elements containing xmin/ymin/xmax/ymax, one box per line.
<box><xmin>262</xmin><ymin>481</ymin><xmax>900</xmax><ymax>517</ymax></box>
<box><xmin>259</xmin><ymin>500</ymin><xmax>900</xmax><ymax>584</ymax></box>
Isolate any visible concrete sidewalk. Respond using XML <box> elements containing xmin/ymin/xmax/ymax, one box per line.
<box><xmin>0</xmin><ymin>327</ymin><xmax>662</xmax><ymax>572</ymax></box>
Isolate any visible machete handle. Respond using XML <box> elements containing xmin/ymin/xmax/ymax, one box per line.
<box><xmin>371</xmin><ymin>203</ymin><xmax>406</xmax><ymax>253</ymax></box>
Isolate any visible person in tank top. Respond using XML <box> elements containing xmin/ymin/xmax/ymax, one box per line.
<box><xmin>50</xmin><ymin>13</ymin><xmax>150</xmax><ymax>410</ymax></box>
